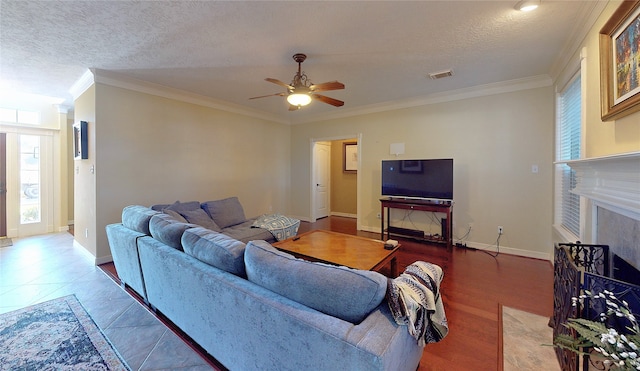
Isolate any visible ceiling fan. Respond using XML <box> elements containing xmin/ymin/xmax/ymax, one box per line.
<box><xmin>250</xmin><ymin>53</ymin><xmax>345</xmax><ymax>111</ymax></box>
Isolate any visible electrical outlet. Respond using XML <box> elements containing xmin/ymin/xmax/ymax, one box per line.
<box><xmin>376</xmin><ymin>213</ymin><xmax>381</xmax><ymax>219</ymax></box>
<box><xmin>498</xmin><ymin>226</ymin><xmax>503</xmax><ymax>235</ymax></box>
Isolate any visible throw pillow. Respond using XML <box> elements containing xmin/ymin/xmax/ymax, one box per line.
<box><xmin>201</xmin><ymin>197</ymin><xmax>246</xmax><ymax>229</ymax></box>
<box><xmin>149</xmin><ymin>213</ymin><xmax>192</xmax><ymax>251</ymax></box>
<box><xmin>163</xmin><ymin>209</ymin><xmax>188</xmax><ymax>223</ymax></box>
<box><xmin>179</xmin><ymin>209</ymin><xmax>222</xmax><ymax>232</ymax></box>
<box><xmin>164</xmin><ymin>200</ymin><xmax>201</xmax><ymax>214</ymax></box>
<box><xmin>182</xmin><ymin>227</ymin><xmax>247</xmax><ymax>277</ymax></box>
<box><xmin>244</xmin><ymin>240</ymin><xmax>387</xmax><ymax>323</ymax></box>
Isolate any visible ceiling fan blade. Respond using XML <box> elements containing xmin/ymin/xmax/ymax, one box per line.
<box><xmin>249</xmin><ymin>92</ymin><xmax>286</xmax><ymax>100</ymax></box>
<box><xmin>309</xmin><ymin>81</ymin><xmax>345</xmax><ymax>92</ymax></box>
<box><xmin>312</xmin><ymin>94</ymin><xmax>344</xmax><ymax>107</ymax></box>
<box><xmin>265</xmin><ymin>78</ymin><xmax>294</xmax><ymax>90</ymax></box>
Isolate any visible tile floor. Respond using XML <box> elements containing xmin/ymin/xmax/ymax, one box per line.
<box><xmin>0</xmin><ymin>232</ymin><xmax>215</xmax><ymax>371</ymax></box>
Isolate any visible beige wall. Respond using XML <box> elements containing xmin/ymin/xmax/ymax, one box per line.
<box><xmin>68</xmin><ymin>0</ymin><xmax>639</xmax><ymax>263</ymax></box>
<box><xmin>330</xmin><ymin>139</ymin><xmax>357</xmax><ymax>216</ymax></box>
<box><xmin>67</xmin><ymin>117</ymin><xmax>74</xmax><ymax>225</ymax></box>
<box><xmin>74</xmin><ymin>85</ymin><xmax>97</xmax><ymax>257</ymax></box>
<box><xmin>291</xmin><ymin>86</ymin><xmax>555</xmax><ymax>258</ymax></box>
<box><xmin>75</xmin><ymin>83</ymin><xmax>291</xmax><ymax>263</ymax></box>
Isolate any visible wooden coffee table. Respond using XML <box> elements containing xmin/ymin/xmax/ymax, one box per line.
<box><xmin>272</xmin><ymin>230</ymin><xmax>399</xmax><ymax>277</ymax></box>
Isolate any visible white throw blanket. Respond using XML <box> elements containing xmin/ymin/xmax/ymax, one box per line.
<box><xmin>251</xmin><ymin>214</ymin><xmax>300</xmax><ymax>241</ymax></box>
<box><xmin>386</xmin><ymin>261</ymin><xmax>448</xmax><ymax>346</ymax></box>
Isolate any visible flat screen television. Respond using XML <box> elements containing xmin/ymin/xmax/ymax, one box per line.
<box><xmin>381</xmin><ymin>159</ymin><xmax>453</xmax><ymax>201</ymax></box>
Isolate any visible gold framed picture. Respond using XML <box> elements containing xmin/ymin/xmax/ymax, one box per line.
<box><xmin>599</xmin><ymin>0</ymin><xmax>640</xmax><ymax>121</ymax></box>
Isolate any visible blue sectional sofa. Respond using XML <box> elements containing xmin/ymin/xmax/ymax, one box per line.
<box><xmin>106</xmin><ymin>200</ymin><xmax>424</xmax><ymax>371</ymax></box>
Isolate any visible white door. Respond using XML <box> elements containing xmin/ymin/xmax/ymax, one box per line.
<box><xmin>313</xmin><ymin>142</ymin><xmax>330</xmax><ymax>220</ymax></box>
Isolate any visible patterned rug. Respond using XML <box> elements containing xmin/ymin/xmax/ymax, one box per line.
<box><xmin>0</xmin><ymin>295</ymin><xmax>129</xmax><ymax>370</ymax></box>
<box><xmin>501</xmin><ymin>305</ymin><xmax>560</xmax><ymax>371</ymax></box>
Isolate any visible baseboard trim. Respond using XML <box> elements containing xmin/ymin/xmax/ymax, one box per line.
<box><xmin>360</xmin><ymin>224</ymin><xmax>551</xmax><ymax>261</ymax></box>
<box><xmin>463</xmin><ymin>241</ymin><xmax>551</xmax><ymax>261</ymax></box>
<box><xmin>330</xmin><ymin>212</ymin><xmax>356</xmax><ymax>219</ymax></box>
<box><xmin>95</xmin><ymin>255</ymin><xmax>114</xmax><ymax>266</ymax></box>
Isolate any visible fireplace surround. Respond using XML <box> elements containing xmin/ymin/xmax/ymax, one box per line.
<box><xmin>552</xmin><ymin>151</ymin><xmax>640</xmax><ymax>370</ymax></box>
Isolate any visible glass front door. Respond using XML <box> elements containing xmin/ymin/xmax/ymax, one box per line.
<box><xmin>16</xmin><ymin>133</ymin><xmax>50</xmax><ymax>237</ymax></box>
<box><xmin>20</xmin><ymin>135</ymin><xmax>41</xmax><ymax>224</ymax></box>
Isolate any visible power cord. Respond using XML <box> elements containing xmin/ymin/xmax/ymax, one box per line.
<box><xmin>481</xmin><ymin>231</ymin><xmax>502</xmax><ymax>259</ymax></box>
<box><xmin>455</xmin><ymin>226</ymin><xmax>472</xmax><ymax>243</ymax></box>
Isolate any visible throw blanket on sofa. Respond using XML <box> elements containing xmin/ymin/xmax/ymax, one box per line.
<box><xmin>251</xmin><ymin>214</ymin><xmax>301</xmax><ymax>241</ymax></box>
<box><xmin>386</xmin><ymin>261</ymin><xmax>448</xmax><ymax>346</ymax></box>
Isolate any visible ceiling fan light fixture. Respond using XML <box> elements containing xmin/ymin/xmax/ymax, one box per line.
<box><xmin>287</xmin><ymin>92</ymin><xmax>312</xmax><ymax>107</ymax></box>
<box><xmin>515</xmin><ymin>0</ymin><xmax>540</xmax><ymax>12</ymax></box>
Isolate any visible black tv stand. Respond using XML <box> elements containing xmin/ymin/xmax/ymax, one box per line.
<box><xmin>380</xmin><ymin>197</ymin><xmax>453</xmax><ymax>250</ymax></box>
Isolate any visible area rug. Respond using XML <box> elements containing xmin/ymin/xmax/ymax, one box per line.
<box><xmin>0</xmin><ymin>238</ymin><xmax>12</xmax><ymax>247</ymax></box>
<box><xmin>501</xmin><ymin>305</ymin><xmax>560</xmax><ymax>371</ymax></box>
<box><xmin>0</xmin><ymin>295</ymin><xmax>129</xmax><ymax>370</ymax></box>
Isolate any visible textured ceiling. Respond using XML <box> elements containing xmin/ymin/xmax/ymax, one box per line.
<box><xmin>0</xmin><ymin>1</ymin><xmax>604</xmax><ymax>123</ymax></box>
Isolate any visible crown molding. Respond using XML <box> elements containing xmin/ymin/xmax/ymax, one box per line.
<box><xmin>69</xmin><ymin>69</ymin><xmax>95</xmax><ymax>101</ymax></box>
<box><xmin>549</xmin><ymin>1</ymin><xmax>607</xmax><ymax>83</ymax></box>
<box><xmin>291</xmin><ymin>74</ymin><xmax>553</xmax><ymax>125</ymax></box>
<box><xmin>70</xmin><ymin>69</ymin><xmax>552</xmax><ymax>126</ymax></box>
<box><xmin>90</xmin><ymin>69</ymin><xmax>288</xmax><ymax>124</ymax></box>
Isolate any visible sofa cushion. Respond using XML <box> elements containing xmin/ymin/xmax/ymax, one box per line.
<box><xmin>182</xmin><ymin>227</ymin><xmax>247</xmax><ymax>277</ymax></box>
<box><xmin>121</xmin><ymin>205</ymin><xmax>160</xmax><ymax>235</ymax></box>
<box><xmin>149</xmin><ymin>213</ymin><xmax>192</xmax><ymax>251</ymax></box>
<box><xmin>201</xmin><ymin>197</ymin><xmax>246</xmax><ymax>228</ymax></box>
<box><xmin>179</xmin><ymin>209</ymin><xmax>222</xmax><ymax>232</ymax></box>
<box><xmin>244</xmin><ymin>240</ymin><xmax>388</xmax><ymax>323</ymax></box>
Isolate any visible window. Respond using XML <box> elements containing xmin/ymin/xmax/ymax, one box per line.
<box><xmin>0</xmin><ymin>107</ymin><xmax>40</xmax><ymax>125</ymax></box>
<box><xmin>555</xmin><ymin>73</ymin><xmax>581</xmax><ymax>238</ymax></box>
<box><xmin>19</xmin><ymin>135</ymin><xmax>41</xmax><ymax>224</ymax></box>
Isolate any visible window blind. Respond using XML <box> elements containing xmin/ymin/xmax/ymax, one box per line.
<box><xmin>556</xmin><ymin>75</ymin><xmax>581</xmax><ymax>237</ymax></box>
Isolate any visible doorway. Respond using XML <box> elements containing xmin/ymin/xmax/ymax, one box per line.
<box><xmin>0</xmin><ymin>131</ymin><xmax>53</xmax><ymax>237</ymax></box>
<box><xmin>311</xmin><ymin>134</ymin><xmax>361</xmax><ymax>224</ymax></box>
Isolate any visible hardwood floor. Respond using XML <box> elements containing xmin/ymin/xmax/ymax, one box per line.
<box><xmin>298</xmin><ymin>216</ymin><xmax>554</xmax><ymax>371</ymax></box>
<box><xmin>102</xmin><ymin>216</ymin><xmax>554</xmax><ymax>371</ymax></box>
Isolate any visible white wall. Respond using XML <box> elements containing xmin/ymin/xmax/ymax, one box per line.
<box><xmin>76</xmin><ymin>83</ymin><xmax>291</xmax><ymax>263</ymax></box>
<box><xmin>291</xmin><ymin>86</ymin><xmax>555</xmax><ymax>259</ymax></box>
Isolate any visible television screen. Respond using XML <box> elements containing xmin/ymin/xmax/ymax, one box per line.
<box><xmin>381</xmin><ymin>159</ymin><xmax>453</xmax><ymax>201</ymax></box>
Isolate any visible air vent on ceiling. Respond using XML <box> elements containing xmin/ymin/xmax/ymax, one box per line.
<box><xmin>428</xmin><ymin>69</ymin><xmax>454</xmax><ymax>80</ymax></box>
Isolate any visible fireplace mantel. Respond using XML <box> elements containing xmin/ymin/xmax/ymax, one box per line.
<box><xmin>564</xmin><ymin>151</ymin><xmax>640</xmax><ymax>222</ymax></box>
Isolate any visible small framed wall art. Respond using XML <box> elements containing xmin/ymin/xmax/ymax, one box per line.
<box><xmin>343</xmin><ymin>142</ymin><xmax>357</xmax><ymax>173</ymax></box>
<box><xmin>73</xmin><ymin>121</ymin><xmax>88</xmax><ymax>160</ymax></box>
<box><xmin>599</xmin><ymin>0</ymin><xmax>640</xmax><ymax>121</ymax></box>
